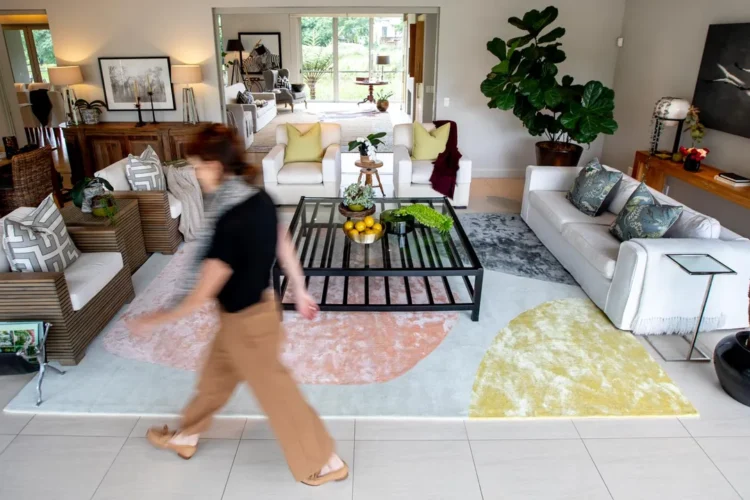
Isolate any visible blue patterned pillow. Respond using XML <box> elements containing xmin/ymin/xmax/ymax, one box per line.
<box><xmin>609</xmin><ymin>183</ymin><xmax>683</xmax><ymax>241</ymax></box>
<box><xmin>567</xmin><ymin>158</ymin><xmax>623</xmax><ymax>216</ymax></box>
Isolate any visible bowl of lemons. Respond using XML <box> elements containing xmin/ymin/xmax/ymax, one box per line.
<box><xmin>343</xmin><ymin>215</ymin><xmax>384</xmax><ymax>244</ymax></box>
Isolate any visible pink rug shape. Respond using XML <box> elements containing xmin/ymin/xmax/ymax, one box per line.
<box><xmin>103</xmin><ymin>245</ymin><xmax>458</xmax><ymax>384</ymax></box>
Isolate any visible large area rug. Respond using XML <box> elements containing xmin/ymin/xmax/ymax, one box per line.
<box><xmin>5</xmin><ymin>214</ymin><xmax>696</xmax><ymax>418</ymax></box>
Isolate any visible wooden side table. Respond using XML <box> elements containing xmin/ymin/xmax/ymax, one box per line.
<box><xmin>355</xmin><ymin>159</ymin><xmax>386</xmax><ymax>196</ymax></box>
<box><xmin>61</xmin><ymin>198</ymin><xmax>148</xmax><ymax>274</ymax></box>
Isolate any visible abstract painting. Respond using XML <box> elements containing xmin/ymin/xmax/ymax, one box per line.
<box><xmin>98</xmin><ymin>57</ymin><xmax>176</xmax><ymax>111</ymax></box>
<box><xmin>692</xmin><ymin>23</ymin><xmax>750</xmax><ymax>139</ymax></box>
<box><xmin>239</xmin><ymin>32</ymin><xmax>282</xmax><ymax>74</ymax></box>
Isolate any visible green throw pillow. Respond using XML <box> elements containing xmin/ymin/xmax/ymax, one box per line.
<box><xmin>609</xmin><ymin>183</ymin><xmax>683</xmax><ymax>241</ymax></box>
<box><xmin>566</xmin><ymin>158</ymin><xmax>623</xmax><ymax>216</ymax></box>
<box><xmin>412</xmin><ymin>122</ymin><xmax>450</xmax><ymax>161</ymax></box>
<box><xmin>284</xmin><ymin>123</ymin><xmax>323</xmax><ymax>163</ymax></box>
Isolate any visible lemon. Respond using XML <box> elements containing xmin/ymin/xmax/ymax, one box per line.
<box><xmin>364</xmin><ymin>216</ymin><xmax>375</xmax><ymax>228</ymax></box>
<box><xmin>364</xmin><ymin>229</ymin><xmax>376</xmax><ymax>235</ymax></box>
<box><xmin>343</xmin><ymin>220</ymin><xmax>354</xmax><ymax>231</ymax></box>
<box><xmin>355</xmin><ymin>221</ymin><xmax>367</xmax><ymax>232</ymax></box>
<box><xmin>348</xmin><ymin>229</ymin><xmax>360</xmax><ymax>239</ymax></box>
<box><xmin>372</xmin><ymin>222</ymin><xmax>383</xmax><ymax>232</ymax></box>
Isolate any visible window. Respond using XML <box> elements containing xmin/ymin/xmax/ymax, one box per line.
<box><xmin>3</xmin><ymin>25</ymin><xmax>56</xmax><ymax>83</ymax></box>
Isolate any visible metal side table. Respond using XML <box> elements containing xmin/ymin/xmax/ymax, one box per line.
<box><xmin>17</xmin><ymin>322</ymin><xmax>66</xmax><ymax>406</ymax></box>
<box><xmin>645</xmin><ymin>254</ymin><xmax>736</xmax><ymax>362</ymax></box>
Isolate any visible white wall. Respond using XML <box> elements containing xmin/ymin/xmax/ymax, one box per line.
<box><xmin>220</xmin><ymin>13</ymin><xmax>298</xmax><ymax>82</ymax></box>
<box><xmin>602</xmin><ymin>0</ymin><xmax>750</xmax><ymax>236</ymax></box>
<box><xmin>0</xmin><ymin>0</ymin><xmax>625</xmax><ymax>177</ymax></box>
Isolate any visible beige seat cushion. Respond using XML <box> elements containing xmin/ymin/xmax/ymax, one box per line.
<box><xmin>95</xmin><ymin>159</ymin><xmax>131</xmax><ymax>191</ymax></box>
<box><xmin>411</xmin><ymin>160</ymin><xmax>434</xmax><ymax>184</ymax></box>
<box><xmin>529</xmin><ymin>191</ymin><xmax>616</xmax><ymax>233</ymax></box>
<box><xmin>64</xmin><ymin>252</ymin><xmax>124</xmax><ymax>311</ymax></box>
<box><xmin>167</xmin><ymin>193</ymin><xmax>183</xmax><ymax>219</ymax></box>
<box><xmin>561</xmin><ymin>223</ymin><xmax>620</xmax><ymax>280</ymax></box>
<box><xmin>277</xmin><ymin>162</ymin><xmax>323</xmax><ymax>185</ymax></box>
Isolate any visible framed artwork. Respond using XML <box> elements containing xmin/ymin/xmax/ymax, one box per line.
<box><xmin>692</xmin><ymin>23</ymin><xmax>750</xmax><ymax>139</ymax></box>
<box><xmin>98</xmin><ymin>56</ymin><xmax>176</xmax><ymax>111</ymax></box>
<box><xmin>239</xmin><ymin>32</ymin><xmax>282</xmax><ymax>74</ymax></box>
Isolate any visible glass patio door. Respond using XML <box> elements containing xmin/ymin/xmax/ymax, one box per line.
<box><xmin>3</xmin><ymin>25</ymin><xmax>56</xmax><ymax>83</ymax></box>
<box><xmin>337</xmin><ymin>16</ymin><xmax>370</xmax><ymax>102</ymax></box>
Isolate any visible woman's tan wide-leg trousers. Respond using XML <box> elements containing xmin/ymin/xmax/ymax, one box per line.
<box><xmin>180</xmin><ymin>294</ymin><xmax>333</xmax><ymax>481</ymax></box>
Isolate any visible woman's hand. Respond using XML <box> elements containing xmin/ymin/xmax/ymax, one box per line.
<box><xmin>294</xmin><ymin>287</ymin><xmax>319</xmax><ymax>320</ymax></box>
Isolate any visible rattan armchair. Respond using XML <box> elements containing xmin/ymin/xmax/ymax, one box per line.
<box><xmin>0</xmin><ymin>147</ymin><xmax>60</xmax><ymax>217</ymax></box>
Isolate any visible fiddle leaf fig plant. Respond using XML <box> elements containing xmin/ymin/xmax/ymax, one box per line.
<box><xmin>480</xmin><ymin>6</ymin><xmax>618</xmax><ymax>145</ymax></box>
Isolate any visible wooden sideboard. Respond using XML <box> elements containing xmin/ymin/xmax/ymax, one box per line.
<box><xmin>631</xmin><ymin>151</ymin><xmax>750</xmax><ymax>211</ymax></box>
<box><xmin>63</xmin><ymin>122</ymin><xmax>206</xmax><ymax>183</ymax></box>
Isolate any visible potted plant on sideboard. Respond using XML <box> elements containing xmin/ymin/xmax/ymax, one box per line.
<box><xmin>74</xmin><ymin>99</ymin><xmax>106</xmax><ymax>125</ymax></box>
<box><xmin>480</xmin><ymin>6</ymin><xmax>619</xmax><ymax>166</ymax></box>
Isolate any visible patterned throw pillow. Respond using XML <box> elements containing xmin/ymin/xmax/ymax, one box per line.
<box><xmin>567</xmin><ymin>158</ymin><xmax>623</xmax><ymax>216</ymax></box>
<box><xmin>126</xmin><ymin>145</ymin><xmax>166</xmax><ymax>191</ymax></box>
<box><xmin>2</xmin><ymin>194</ymin><xmax>80</xmax><ymax>272</ymax></box>
<box><xmin>236</xmin><ymin>90</ymin><xmax>254</xmax><ymax>104</ymax></box>
<box><xmin>609</xmin><ymin>183</ymin><xmax>683</xmax><ymax>242</ymax></box>
<box><xmin>275</xmin><ymin>75</ymin><xmax>291</xmax><ymax>90</ymax></box>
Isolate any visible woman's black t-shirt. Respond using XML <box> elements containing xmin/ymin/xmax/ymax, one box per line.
<box><xmin>203</xmin><ymin>190</ymin><xmax>278</xmax><ymax>313</ymax></box>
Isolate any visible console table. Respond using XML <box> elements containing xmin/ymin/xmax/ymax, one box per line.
<box><xmin>631</xmin><ymin>151</ymin><xmax>750</xmax><ymax>211</ymax></box>
<box><xmin>63</xmin><ymin>122</ymin><xmax>206</xmax><ymax>184</ymax></box>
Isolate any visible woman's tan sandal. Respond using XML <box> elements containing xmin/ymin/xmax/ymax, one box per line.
<box><xmin>302</xmin><ymin>462</ymin><xmax>350</xmax><ymax>486</ymax></box>
<box><xmin>146</xmin><ymin>425</ymin><xmax>198</xmax><ymax>460</ymax></box>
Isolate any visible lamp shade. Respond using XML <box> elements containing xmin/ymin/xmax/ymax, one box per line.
<box><xmin>48</xmin><ymin>66</ymin><xmax>83</xmax><ymax>86</ymax></box>
<box><xmin>171</xmin><ymin>65</ymin><xmax>203</xmax><ymax>84</ymax></box>
<box><xmin>376</xmin><ymin>55</ymin><xmax>390</xmax><ymax>65</ymax></box>
<box><xmin>226</xmin><ymin>39</ymin><xmax>244</xmax><ymax>52</ymax></box>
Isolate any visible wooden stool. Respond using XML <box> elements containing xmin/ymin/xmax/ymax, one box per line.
<box><xmin>355</xmin><ymin>159</ymin><xmax>385</xmax><ymax>196</ymax></box>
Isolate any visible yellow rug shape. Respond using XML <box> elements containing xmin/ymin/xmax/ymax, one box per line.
<box><xmin>470</xmin><ymin>299</ymin><xmax>698</xmax><ymax>418</ymax></box>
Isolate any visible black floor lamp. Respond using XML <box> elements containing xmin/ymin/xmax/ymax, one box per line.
<box><xmin>226</xmin><ymin>39</ymin><xmax>245</xmax><ymax>86</ymax></box>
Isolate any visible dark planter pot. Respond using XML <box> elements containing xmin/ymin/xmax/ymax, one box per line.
<box><xmin>714</xmin><ymin>331</ymin><xmax>750</xmax><ymax>407</ymax></box>
<box><xmin>535</xmin><ymin>141</ymin><xmax>584</xmax><ymax>167</ymax></box>
<box><xmin>376</xmin><ymin>100</ymin><xmax>389</xmax><ymax>112</ymax></box>
<box><xmin>684</xmin><ymin>157</ymin><xmax>701</xmax><ymax>172</ymax></box>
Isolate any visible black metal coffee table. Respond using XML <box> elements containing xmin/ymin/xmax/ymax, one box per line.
<box><xmin>273</xmin><ymin>197</ymin><xmax>484</xmax><ymax>321</ymax></box>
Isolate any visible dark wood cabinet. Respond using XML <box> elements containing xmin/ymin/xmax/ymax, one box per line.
<box><xmin>64</xmin><ymin>122</ymin><xmax>206</xmax><ymax>183</ymax></box>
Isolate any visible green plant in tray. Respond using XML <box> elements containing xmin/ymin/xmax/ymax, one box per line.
<box><xmin>343</xmin><ymin>182</ymin><xmax>374</xmax><ymax>211</ymax></box>
<box><xmin>393</xmin><ymin>205</ymin><xmax>453</xmax><ymax>234</ymax></box>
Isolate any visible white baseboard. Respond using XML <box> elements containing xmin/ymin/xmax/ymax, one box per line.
<box><xmin>471</xmin><ymin>166</ymin><xmax>526</xmax><ymax>179</ymax></box>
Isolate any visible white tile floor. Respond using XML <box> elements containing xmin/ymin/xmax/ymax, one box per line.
<box><xmin>2</xmin><ymin>180</ymin><xmax>750</xmax><ymax>499</ymax></box>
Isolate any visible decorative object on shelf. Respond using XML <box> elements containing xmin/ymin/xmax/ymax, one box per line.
<box><xmin>343</xmin><ymin>215</ymin><xmax>384</xmax><ymax>245</ymax></box>
<box><xmin>48</xmin><ymin>65</ymin><xmax>83</xmax><ymax>125</ymax></box>
<box><xmin>225</xmin><ymin>39</ymin><xmax>245</xmax><ymax>85</ymax></box>
<box><xmin>98</xmin><ymin>57</ymin><xmax>176</xmax><ymax>111</ymax></box>
<box><xmin>648</xmin><ymin>97</ymin><xmax>690</xmax><ymax>156</ymax></box>
<box><xmin>134</xmin><ymin>95</ymin><xmax>146</xmax><ymax>127</ymax></box>
<box><xmin>71</xmin><ymin>176</ymin><xmax>114</xmax><ymax>211</ymax></box>
<box><xmin>393</xmin><ymin>204</ymin><xmax>454</xmax><ymax>234</ymax></box>
<box><xmin>380</xmin><ymin>209</ymin><xmax>415</xmax><ymax>235</ymax></box>
<box><xmin>91</xmin><ymin>193</ymin><xmax>119</xmax><ymax>221</ymax></box>
<box><xmin>679</xmin><ymin>146</ymin><xmax>710</xmax><ymax>172</ymax></box>
<box><xmin>480</xmin><ymin>6</ymin><xmax>618</xmax><ymax>166</ymax></box>
<box><xmin>715</xmin><ymin>172</ymin><xmax>750</xmax><ymax>187</ymax></box>
<box><xmin>692</xmin><ymin>23</ymin><xmax>750</xmax><ymax>139</ymax></box>
<box><xmin>375</xmin><ymin>89</ymin><xmax>394</xmax><ymax>112</ymax></box>
<box><xmin>239</xmin><ymin>32</ymin><xmax>282</xmax><ymax>74</ymax></box>
<box><xmin>348</xmin><ymin>132</ymin><xmax>386</xmax><ymax>161</ymax></box>
<box><xmin>343</xmin><ymin>182</ymin><xmax>375</xmax><ymax>213</ymax></box>
<box><xmin>74</xmin><ymin>99</ymin><xmax>106</xmax><ymax>125</ymax></box>
<box><xmin>376</xmin><ymin>54</ymin><xmax>390</xmax><ymax>81</ymax></box>
<box><xmin>714</xmin><ymin>331</ymin><xmax>750</xmax><ymax>406</ymax></box>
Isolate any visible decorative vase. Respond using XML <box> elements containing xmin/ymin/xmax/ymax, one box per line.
<box><xmin>714</xmin><ymin>331</ymin><xmax>750</xmax><ymax>407</ymax></box>
<box><xmin>684</xmin><ymin>157</ymin><xmax>701</xmax><ymax>172</ymax></box>
<box><xmin>535</xmin><ymin>141</ymin><xmax>583</xmax><ymax>167</ymax></box>
<box><xmin>80</xmin><ymin>109</ymin><xmax>100</xmax><ymax>125</ymax></box>
<box><xmin>91</xmin><ymin>195</ymin><xmax>118</xmax><ymax>218</ymax></box>
<box><xmin>376</xmin><ymin>100</ymin><xmax>389</xmax><ymax>112</ymax></box>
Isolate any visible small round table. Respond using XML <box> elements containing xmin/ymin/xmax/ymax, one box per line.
<box><xmin>355</xmin><ymin>159</ymin><xmax>386</xmax><ymax>196</ymax></box>
<box><xmin>355</xmin><ymin>81</ymin><xmax>387</xmax><ymax>105</ymax></box>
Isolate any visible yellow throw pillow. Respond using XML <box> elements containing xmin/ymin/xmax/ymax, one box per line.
<box><xmin>412</xmin><ymin>122</ymin><xmax>451</xmax><ymax>161</ymax></box>
<box><xmin>284</xmin><ymin>123</ymin><xmax>324</xmax><ymax>163</ymax></box>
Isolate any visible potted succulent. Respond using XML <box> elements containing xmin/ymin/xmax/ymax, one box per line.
<box><xmin>74</xmin><ymin>99</ymin><xmax>106</xmax><ymax>125</ymax></box>
<box><xmin>348</xmin><ymin>132</ymin><xmax>386</xmax><ymax>162</ymax></box>
<box><xmin>480</xmin><ymin>6</ymin><xmax>618</xmax><ymax>166</ymax></box>
<box><xmin>343</xmin><ymin>182</ymin><xmax>374</xmax><ymax>212</ymax></box>
<box><xmin>375</xmin><ymin>90</ymin><xmax>394</xmax><ymax>112</ymax></box>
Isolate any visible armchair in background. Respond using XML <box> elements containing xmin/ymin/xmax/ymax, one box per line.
<box><xmin>263</xmin><ymin>69</ymin><xmax>307</xmax><ymax>112</ymax></box>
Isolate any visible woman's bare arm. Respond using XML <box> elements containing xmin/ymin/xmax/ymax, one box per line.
<box><xmin>276</xmin><ymin>224</ymin><xmax>318</xmax><ymax>319</ymax></box>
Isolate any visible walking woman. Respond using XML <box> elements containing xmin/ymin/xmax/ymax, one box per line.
<box><xmin>128</xmin><ymin>124</ymin><xmax>347</xmax><ymax>486</ymax></box>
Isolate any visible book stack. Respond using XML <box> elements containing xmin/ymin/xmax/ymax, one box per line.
<box><xmin>714</xmin><ymin>172</ymin><xmax>750</xmax><ymax>187</ymax></box>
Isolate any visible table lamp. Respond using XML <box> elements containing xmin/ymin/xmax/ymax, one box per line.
<box><xmin>376</xmin><ymin>55</ymin><xmax>390</xmax><ymax>81</ymax></box>
<box><xmin>48</xmin><ymin>65</ymin><xmax>83</xmax><ymax>126</ymax></box>
<box><xmin>171</xmin><ymin>65</ymin><xmax>203</xmax><ymax>125</ymax></box>
<box><xmin>225</xmin><ymin>39</ymin><xmax>244</xmax><ymax>85</ymax></box>
<box><xmin>649</xmin><ymin>97</ymin><xmax>691</xmax><ymax>155</ymax></box>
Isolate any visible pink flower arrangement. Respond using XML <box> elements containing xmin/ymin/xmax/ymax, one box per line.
<box><xmin>680</xmin><ymin>146</ymin><xmax>710</xmax><ymax>162</ymax></box>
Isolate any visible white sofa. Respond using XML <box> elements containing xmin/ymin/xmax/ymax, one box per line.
<box><xmin>522</xmin><ymin>165</ymin><xmax>750</xmax><ymax>334</ymax></box>
<box><xmin>393</xmin><ymin>123</ymin><xmax>472</xmax><ymax>207</ymax></box>
<box><xmin>262</xmin><ymin>123</ymin><xmax>341</xmax><ymax>205</ymax></box>
<box><xmin>225</xmin><ymin>83</ymin><xmax>277</xmax><ymax>143</ymax></box>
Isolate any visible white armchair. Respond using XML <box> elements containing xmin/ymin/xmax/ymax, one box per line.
<box><xmin>393</xmin><ymin>123</ymin><xmax>473</xmax><ymax>207</ymax></box>
<box><xmin>262</xmin><ymin>123</ymin><xmax>341</xmax><ymax>205</ymax></box>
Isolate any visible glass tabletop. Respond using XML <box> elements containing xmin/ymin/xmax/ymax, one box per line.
<box><xmin>666</xmin><ymin>254</ymin><xmax>736</xmax><ymax>275</ymax></box>
<box><xmin>284</xmin><ymin>197</ymin><xmax>481</xmax><ymax>272</ymax></box>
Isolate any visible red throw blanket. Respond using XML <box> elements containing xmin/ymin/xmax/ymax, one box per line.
<box><xmin>429</xmin><ymin>120</ymin><xmax>462</xmax><ymax>199</ymax></box>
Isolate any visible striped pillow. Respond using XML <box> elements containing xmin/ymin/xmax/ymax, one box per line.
<box><xmin>2</xmin><ymin>194</ymin><xmax>80</xmax><ymax>272</ymax></box>
<box><xmin>126</xmin><ymin>146</ymin><xmax>166</xmax><ymax>191</ymax></box>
